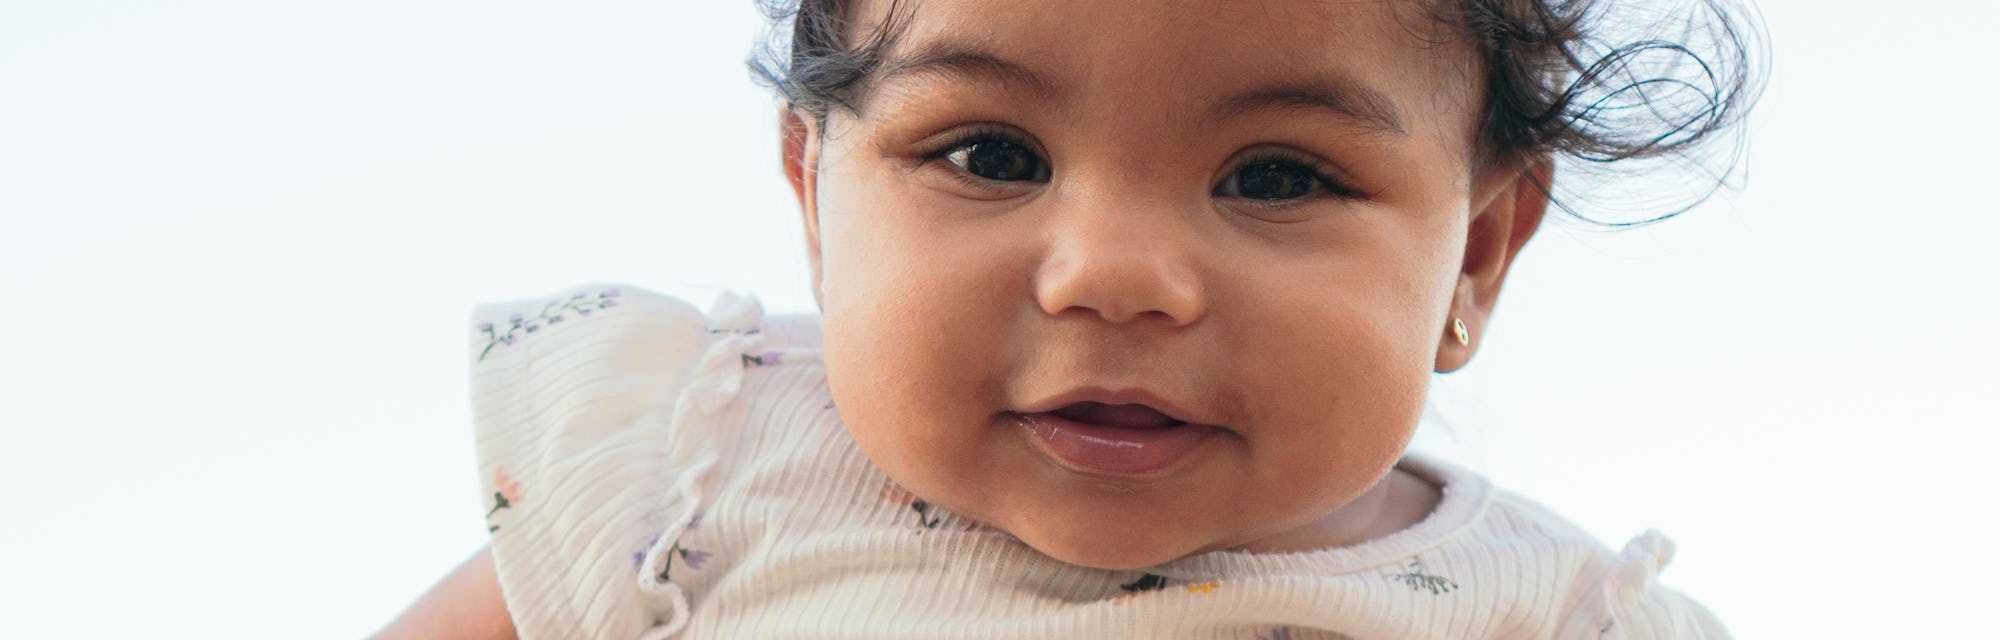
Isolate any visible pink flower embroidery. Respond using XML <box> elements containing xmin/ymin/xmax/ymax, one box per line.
<box><xmin>495</xmin><ymin>467</ymin><xmax>525</xmax><ymax>506</ymax></box>
<box><xmin>960</xmin><ymin>519</ymin><xmax>997</xmax><ymax>533</ymax></box>
<box><xmin>485</xmin><ymin>466</ymin><xmax>526</xmax><ymax>532</ymax></box>
<box><xmin>879</xmin><ymin>483</ymin><xmax>920</xmax><ymax>507</ymax></box>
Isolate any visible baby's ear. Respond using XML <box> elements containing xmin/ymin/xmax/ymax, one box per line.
<box><xmin>780</xmin><ymin>109</ymin><xmax>826</xmax><ymax>307</ymax></box>
<box><xmin>1435</xmin><ymin>159</ymin><xmax>1551</xmax><ymax>373</ymax></box>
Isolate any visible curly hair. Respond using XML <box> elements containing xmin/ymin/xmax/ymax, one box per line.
<box><xmin>747</xmin><ymin>0</ymin><xmax>1765</xmax><ymax>226</ymax></box>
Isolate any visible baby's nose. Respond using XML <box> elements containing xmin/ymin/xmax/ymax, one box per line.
<box><xmin>1032</xmin><ymin>211</ymin><xmax>1206</xmax><ymax>326</ymax></box>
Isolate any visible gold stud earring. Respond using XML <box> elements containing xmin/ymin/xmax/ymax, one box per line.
<box><xmin>1451</xmin><ymin>317</ymin><xmax>1470</xmax><ymax>346</ymax></box>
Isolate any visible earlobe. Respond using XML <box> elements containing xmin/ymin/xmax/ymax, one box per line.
<box><xmin>1435</xmin><ymin>160</ymin><xmax>1552</xmax><ymax>373</ymax></box>
<box><xmin>780</xmin><ymin>109</ymin><xmax>827</xmax><ymax>307</ymax></box>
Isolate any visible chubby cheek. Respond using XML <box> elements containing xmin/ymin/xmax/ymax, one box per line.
<box><xmin>1257</xmin><ymin>319</ymin><xmax>1428</xmax><ymax>511</ymax></box>
<box><xmin>812</xmin><ymin>169</ymin><xmax>1024</xmax><ymax>503</ymax></box>
<box><xmin>1226</xmin><ymin>224</ymin><xmax>1460</xmax><ymax>516</ymax></box>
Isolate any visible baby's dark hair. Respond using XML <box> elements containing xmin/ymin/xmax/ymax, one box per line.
<box><xmin>748</xmin><ymin>0</ymin><xmax>1766</xmax><ymax>226</ymax></box>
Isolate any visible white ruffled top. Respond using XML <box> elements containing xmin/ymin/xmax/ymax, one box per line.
<box><xmin>468</xmin><ymin>284</ymin><xmax>1729</xmax><ymax>639</ymax></box>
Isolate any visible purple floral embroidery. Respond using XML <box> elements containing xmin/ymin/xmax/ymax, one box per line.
<box><xmin>740</xmin><ymin>351</ymin><xmax>785</xmax><ymax>367</ymax></box>
<box><xmin>656</xmin><ymin>539</ymin><xmax>710</xmax><ymax>580</ymax></box>
<box><xmin>1390</xmin><ymin>557</ymin><xmax>1457</xmax><ymax>595</ymax></box>
<box><xmin>633</xmin><ymin>513</ymin><xmax>714</xmax><ymax>582</ymax></box>
<box><xmin>633</xmin><ymin>533</ymin><xmax>662</xmax><ymax>570</ymax></box>
<box><xmin>681</xmin><ymin>548</ymin><xmax>711</xmax><ymax>570</ymax></box>
<box><xmin>476</xmin><ymin>288</ymin><xmax>622</xmax><ymax>361</ymax></box>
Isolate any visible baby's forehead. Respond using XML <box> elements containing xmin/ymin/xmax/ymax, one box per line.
<box><xmin>848</xmin><ymin>0</ymin><xmax>1484</xmax><ymax>140</ymax></box>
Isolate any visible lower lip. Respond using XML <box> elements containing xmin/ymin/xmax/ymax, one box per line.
<box><xmin>1015</xmin><ymin>412</ymin><xmax>1219</xmax><ymax>476</ymax></box>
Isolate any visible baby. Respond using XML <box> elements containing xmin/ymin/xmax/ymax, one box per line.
<box><xmin>379</xmin><ymin>0</ymin><xmax>1760</xmax><ymax>637</ymax></box>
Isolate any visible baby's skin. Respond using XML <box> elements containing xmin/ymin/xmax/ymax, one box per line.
<box><xmin>791</xmin><ymin>0</ymin><xmax>1546</xmax><ymax>571</ymax></box>
<box><xmin>378</xmin><ymin>0</ymin><xmax>1553</xmax><ymax>635</ymax></box>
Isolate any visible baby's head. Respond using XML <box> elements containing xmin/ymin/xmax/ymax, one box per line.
<box><xmin>754</xmin><ymin>0</ymin><xmax>1756</xmax><ymax>570</ymax></box>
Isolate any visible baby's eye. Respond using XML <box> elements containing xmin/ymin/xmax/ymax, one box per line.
<box><xmin>1218</xmin><ymin>159</ymin><xmax>1322</xmax><ymax>201</ymax></box>
<box><xmin>944</xmin><ymin>138</ymin><xmax>1047</xmax><ymax>182</ymax></box>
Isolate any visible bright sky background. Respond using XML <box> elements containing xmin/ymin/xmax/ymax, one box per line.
<box><xmin>2</xmin><ymin>1</ymin><xmax>1994</xmax><ymax>637</ymax></box>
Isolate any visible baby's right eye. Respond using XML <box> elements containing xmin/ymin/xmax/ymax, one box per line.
<box><xmin>940</xmin><ymin>136</ymin><xmax>1049</xmax><ymax>183</ymax></box>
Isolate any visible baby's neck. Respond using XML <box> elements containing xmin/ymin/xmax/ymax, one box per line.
<box><xmin>1234</xmin><ymin>466</ymin><xmax>1442</xmax><ymax>554</ymax></box>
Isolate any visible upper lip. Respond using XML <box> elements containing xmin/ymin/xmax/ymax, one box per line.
<box><xmin>1015</xmin><ymin>387</ymin><xmax>1213</xmax><ymax>426</ymax></box>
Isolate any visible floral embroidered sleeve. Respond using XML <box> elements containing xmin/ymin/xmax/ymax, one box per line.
<box><xmin>466</xmin><ymin>284</ymin><xmax>712</xmax><ymax>640</ymax></box>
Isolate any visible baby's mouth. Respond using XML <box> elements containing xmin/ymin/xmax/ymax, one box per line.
<box><xmin>1017</xmin><ymin>402</ymin><xmax>1217</xmax><ymax>476</ymax></box>
<box><xmin>1049</xmin><ymin>401</ymin><xmax>1185</xmax><ymax>430</ymax></box>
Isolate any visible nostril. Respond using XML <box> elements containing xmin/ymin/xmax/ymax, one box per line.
<box><xmin>1044</xmin><ymin>294</ymin><xmax>1200</xmax><ymax>326</ymax></box>
<box><xmin>1036</xmin><ymin>274</ymin><xmax>1202</xmax><ymax>325</ymax></box>
<box><xmin>1134</xmin><ymin>308</ymin><xmax>1182</xmax><ymax>324</ymax></box>
<box><xmin>1032</xmin><ymin>230</ymin><xmax>1207</xmax><ymax>326</ymax></box>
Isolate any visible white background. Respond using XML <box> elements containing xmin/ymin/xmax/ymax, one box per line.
<box><xmin>2</xmin><ymin>1</ymin><xmax>1994</xmax><ymax>637</ymax></box>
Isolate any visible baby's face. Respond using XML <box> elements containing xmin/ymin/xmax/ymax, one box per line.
<box><xmin>793</xmin><ymin>0</ymin><xmax>1530</xmax><ymax>570</ymax></box>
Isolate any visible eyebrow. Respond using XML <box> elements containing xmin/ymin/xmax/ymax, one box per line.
<box><xmin>875</xmin><ymin>41</ymin><xmax>1406</xmax><ymax>136</ymax></box>
<box><xmin>874</xmin><ymin>41</ymin><xmax>1062</xmax><ymax>101</ymax></box>
<box><xmin>1211</xmin><ymin>81</ymin><xmax>1407</xmax><ymax>136</ymax></box>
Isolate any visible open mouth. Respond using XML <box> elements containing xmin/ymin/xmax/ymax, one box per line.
<box><xmin>1016</xmin><ymin>401</ymin><xmax>1219</xmax><ymax>476</ymax></box>
<box><xmin>1050</xmin><ymin>401</ymin><xmax>1186</xmax><ymax>429</ymax></box>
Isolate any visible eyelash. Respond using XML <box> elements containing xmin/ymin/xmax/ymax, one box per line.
<box><xmin>1216</xmin><ymin>150</ymin><xmax>1363</xmax><ymax>203</ymax></box>
<box><xmin>918</xmin><ymin>128</ymin><xmax>1362</xmax><ymax>202</ymax></box>
<box><xmin>919</xmin><ymin>126</ymin><xmax>1046</xmax><ymax>187</ymax></box>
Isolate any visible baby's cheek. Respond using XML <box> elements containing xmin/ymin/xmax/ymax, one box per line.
<box><xmin>1245</xmin><ymin>305</ymin><xmax>1429</xmax><ymax>493</ymax></box>
<box><xmin>818</xmin><ymin>256</ymin><xmax>1009</xmax><ymax>460</ymax></box>
<box><xmin>818</xmin><ymin>242</ymin><xmax>1047</xmax><ymax>532</ymax></box>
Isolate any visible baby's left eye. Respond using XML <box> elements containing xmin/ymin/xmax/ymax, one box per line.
<box><xmin>1216</xmin><ymin>159</ymin><xmax>1322</xmax><ymax>201</ymax></box>
<box><xmin>945</xmin><ymin>139</ymin><xmax>1045</xmax><ymax>183</ymax></box>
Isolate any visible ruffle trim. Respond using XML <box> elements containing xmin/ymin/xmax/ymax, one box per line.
<box><xmin>633</xmin><ymin>291</ymin><xmax>762</xmax><ymax>640</ymax></box>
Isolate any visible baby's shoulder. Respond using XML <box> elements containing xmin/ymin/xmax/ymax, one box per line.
<box><xmin>1434</xmin><ymin>470</ymin><xmax>1731</xmax><ymax>639</ymax></box>
<box><xmin>464</xmin><ymin>284</ymin><xmax>793</xmax><ymax>638</ymax></box>
<box><xmin>1402</xmin><ymin>455</ymin><xmax>1643</xmax><ymax>556</ymax></box>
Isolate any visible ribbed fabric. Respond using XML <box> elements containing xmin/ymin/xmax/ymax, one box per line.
<box><xmin>469</xmin><ymin>284</ymin><xmax>1729</xmax><ymax>640</ymax></box>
